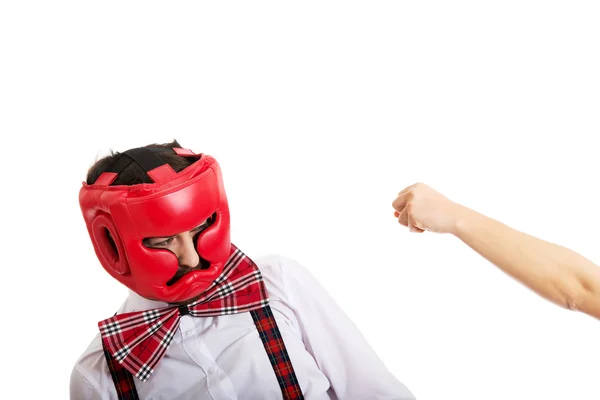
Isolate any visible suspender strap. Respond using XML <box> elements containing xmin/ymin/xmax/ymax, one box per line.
<box><xmin>250</xmin><ymin>305</ymin><xmax>305</xmax><ymax>400</ymax></box>
<box><xmin>104</xmin><ymin>305</ymin><xmax>304</xmax><ymax>399</ymax></box>
<box><xmin>102</xmin><ymin>341</ymin><xmax>140</xmax><ymax>400</ymax></box>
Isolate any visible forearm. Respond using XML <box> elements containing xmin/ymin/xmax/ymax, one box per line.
<box><xmin>451</xmin><ymin>205</ymin><xmax>600</xmax><ymax>318</ymax></box>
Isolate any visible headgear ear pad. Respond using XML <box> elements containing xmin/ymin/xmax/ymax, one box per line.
<box><xmin>79</xmin><ymin>149</ymin><xmax>231</xmax><ymax>303</ymax></box>
<box><xmin>90</xmin><ymin>213</ymin><xmax>129</xmax><ymax>276</ymax></box>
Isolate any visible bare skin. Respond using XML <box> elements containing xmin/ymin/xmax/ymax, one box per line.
<box><xmin>392</xmin><ymin>182</ymin><xmax>600</xmax><ymax>320</ymax></box>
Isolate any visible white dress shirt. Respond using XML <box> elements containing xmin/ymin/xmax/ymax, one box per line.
<box><xmin>70</xmin><ymin>254</ymin><xmax>416</xmax><ymax>399</ymax></box>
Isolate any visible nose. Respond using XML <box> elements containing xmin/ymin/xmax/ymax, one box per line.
<box><xmin>177</xmin><ymin>232</ymin><xmax>200</xmax><ymax>268</ymax></box>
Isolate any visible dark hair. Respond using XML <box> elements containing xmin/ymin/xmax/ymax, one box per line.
<box><xmin>86</xmin><ymin>139</ymin><xmax>197</xmax><ymax>185</ymax></box>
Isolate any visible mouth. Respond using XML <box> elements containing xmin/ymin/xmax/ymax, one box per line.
<box><xmin>166</xmin><ymin>257</ymin><xmax>211</xmax><ymax>286</ymax></box>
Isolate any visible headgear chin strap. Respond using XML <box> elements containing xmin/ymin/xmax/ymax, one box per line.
<box><xmin>79</xmin><ymin>147</ymin><xmax>231</xmax><ymax>303</ymax></box>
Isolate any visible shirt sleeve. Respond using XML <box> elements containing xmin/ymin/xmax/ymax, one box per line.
<box><xmin>266</xmin><ymin>255</ymin><xmax>416</xmax><ymax>400</ymax></box>
<box><xmin>70</xmin><ymin>365</ymin><xmax>107</xmax><ymax>400</ymax></box>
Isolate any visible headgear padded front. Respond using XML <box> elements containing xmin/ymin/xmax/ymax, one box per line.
<box><xmin>79</xmin><ymin>147</ymin><xmax>231</xmax><ymax>303</ymax></box>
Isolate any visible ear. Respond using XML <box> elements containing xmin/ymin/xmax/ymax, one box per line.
<box><xmin>91</xmin><ymin>214</ymin><xmax>130</xmax><ymax>275</ymax></box>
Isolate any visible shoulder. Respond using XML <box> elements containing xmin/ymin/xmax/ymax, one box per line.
<box><xmin>70</xmin><ymin>334</ymin><xmax>113</xmax><ymax>398</ymax></box>
<box><xmin>70</xmin><ymin>293</ymin><xmax>144</xmax><ymax>398</ymax></box>
<box><xmin>253</xmin><ymin>253</ymin><xmax>312</xmax><ymax>283</ymax></box>
<box><xmin>252</xmin><ymin>254</ymin><xmax>323</xmax><ymax>302</ymax></box>
<box><xmin>253</xmin><ymin>253</ymin><xmax>305</xmax><ymax>275</ymax></box>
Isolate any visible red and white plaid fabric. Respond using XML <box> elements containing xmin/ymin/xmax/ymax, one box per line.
<box><xmin>98</xmin><ymin>244</ymin><xmax>269</xmax><ymax>382</ymax></box>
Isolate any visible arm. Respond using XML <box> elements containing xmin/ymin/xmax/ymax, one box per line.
<box><xmin>452</xmin><ymin>204</ymin><xmax>600</xmax><ymax>318</ymax></box>
<box><xmin>70</xmin><ymin>366</ymin><xmax>106</xmax><ymax>400</ymax></box>
<box><xmin>267</xmin><ymin>256</ymin><xmax>416</xmax><ymax>400</ymax></box>
<box><xmin>392</xmin><ymin>182</ymin><xmax>600</xmax><ymax>320</ymax></box>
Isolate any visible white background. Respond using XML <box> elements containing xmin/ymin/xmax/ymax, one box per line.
<box><xmin>1</xmin><ymin>1</ymin><xmax>599</xmax><ymax>399</ymax></box>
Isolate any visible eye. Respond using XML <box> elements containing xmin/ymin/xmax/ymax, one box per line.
<box><xmin>152</xmin><ymin>237</ymin><xmax>174</xmax><ymax>247</ymax></box>
<box><xmin>191</xmin><ymin>226</ymin><xmax>205</xmax><ymax>239</ymax></box>
<box><xmin>193</xmin><ymin>224</ymin><xmax>205</xmax><ymax>232</ymax></box>
<box><xmin>193</xmin><ymin>216</ymin><xmax>215</xmax><ymax>233</ymax></box>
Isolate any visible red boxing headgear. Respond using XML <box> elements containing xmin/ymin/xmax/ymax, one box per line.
<box><xmin>79</xmin><ymin>147</ymin><xmax>231</xmax><ymax>303</ymax></box>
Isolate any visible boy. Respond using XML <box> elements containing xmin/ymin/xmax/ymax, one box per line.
<box><xmin>70</xmin><ymin>140</ymin><xmax>415</xmax><ymax>399</ymax></box>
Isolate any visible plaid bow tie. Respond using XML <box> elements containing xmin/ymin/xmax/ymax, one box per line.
<box><xmin>98</xmin><ymin>244</ymin><xmax>269</xmax><ymax>382</ymax></box>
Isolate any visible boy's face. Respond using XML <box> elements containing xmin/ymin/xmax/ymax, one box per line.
<box><xmin>143</xmin><ymin>218</ymin><xmax>212</xmax><ymax>287</ymax></box>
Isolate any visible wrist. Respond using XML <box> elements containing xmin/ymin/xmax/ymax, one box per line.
<box><xmin>448</xmin><ymin>203</ymin><xmax>475</xmax><ymax>236</ymax></box>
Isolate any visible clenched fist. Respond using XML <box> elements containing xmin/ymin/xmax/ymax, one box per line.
<box><xmin>392</xmin><ymin>183</ymin><xmax>466</xmax><ymax>234</ymax></box>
